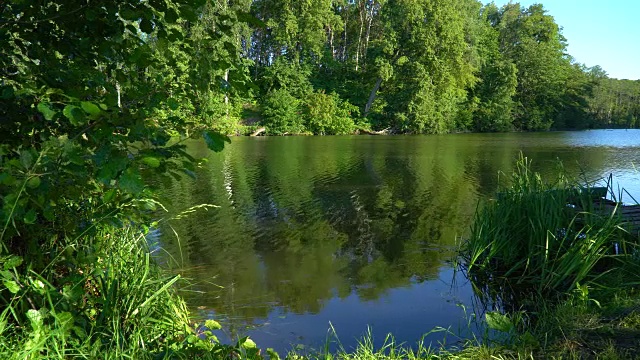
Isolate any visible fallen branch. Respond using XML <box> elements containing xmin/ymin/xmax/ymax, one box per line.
<box><xmin>250</xmin><ymin>127</ymin><xmax>266</xmax><ymax>136</ymax></box>
<box><xmin>357</xmin><ymin>127</ymin><xmax>390</xmax><ymax>135</ymax></box>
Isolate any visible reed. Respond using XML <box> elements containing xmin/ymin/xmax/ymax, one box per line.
<box><xmin>461</xmin><ymin>155</ymin><xmax>637</xmax><ymax>302</ymax></box>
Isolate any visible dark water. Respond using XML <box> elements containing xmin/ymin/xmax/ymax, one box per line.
<box><xmin>152</xmin><ymin>130</ymin><xmax>640</xmax><ymax>353</ymax></box>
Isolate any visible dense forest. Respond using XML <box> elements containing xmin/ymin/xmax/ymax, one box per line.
<box><xmin>203</xmin><ymin>0</ymin><xmax>640</xmax><ymax>134</ymax></box>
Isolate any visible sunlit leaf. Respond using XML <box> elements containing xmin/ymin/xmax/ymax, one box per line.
<box><xmin>81</xmin><ymin>101</ymin><xmax>101</xmax><ymax>117</ymax></box>
<box><xmin>26</xmin><ymin>309</ymin><xmax>44</xmax><ymax>331</ymax></box>
<box><xmin>37</xmin><ymin>102</ymin><xmax>56</xmax><ymax>120</ymax></box>
<box><xmin>2</xmin><ymin>255</ymin><xmax>23</xmax><ymax>270</ymax></box>
<box><xmin>141</xmin><ymin>156</ymin><xmax>161</xmax><ymax>168</ymax></box>
<box><xmin>240</xmin><ymin>337</ymin><xmax>256</xmax><ymax>349</ymax></box>
<box><xmin>205</xmin><ymin>319</ymin><xmax>221</xmax><ymax>330</ymax></box>
<box><xmin>486</xmin><ymin>311</ymin><xmax>514</xmax><ymax>333</ymax></box>
<box><xmin>3</xmin><ymin>280</ymin><xmax>20</xmax><ymax>294</ymax></box>
<box><xmin>267</xmin><ymin>348</ymin><xmax>281</xmax><ymax>360</ymax></box>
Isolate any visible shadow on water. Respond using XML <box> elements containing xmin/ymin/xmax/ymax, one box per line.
<box><xmin>147</xmin><ymin>130</ymin><xmax>640</xmax><ymax>354</ymax></box>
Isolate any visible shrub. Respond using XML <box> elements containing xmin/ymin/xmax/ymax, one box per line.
<box><xmin>261</xmin><ymin>89</ymin><xmax>304</xmax><ymax>135</ymax></box>
<box><xmin>304</xmin><ymin>92</ymin><xmax>357</xmax><ymax>135</ymax></box>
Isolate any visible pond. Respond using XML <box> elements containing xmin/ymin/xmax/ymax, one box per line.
<box><xmin>151</xmin><ymin>129</ymin><xmax>640</xmax><ymax>354</ymax></box>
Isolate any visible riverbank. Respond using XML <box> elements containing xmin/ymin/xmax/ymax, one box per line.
<box><xmin>281</xmin><ymin>285</ymin><xmax>640</xmax><ymax>359</ymax></box>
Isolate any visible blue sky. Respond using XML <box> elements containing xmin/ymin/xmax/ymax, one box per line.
<box><xmin>488</xmin><ymin>1</ymin><xmax>640</xmax><ymax>80</ymax></box>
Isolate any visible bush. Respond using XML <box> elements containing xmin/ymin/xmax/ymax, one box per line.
<box><xmin>261</xmin><ymin>89</ymin><xmax>304</xmax><ymax>135</ymax></box>
<box><xmin>304</xmin><ymin>92</ymin><xmax>358</xmax><ymax>135</ymax></box>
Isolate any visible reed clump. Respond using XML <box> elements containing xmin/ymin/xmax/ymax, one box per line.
<box><xmin>461</xmin><ymin>156</ymin><xmax>639</xmax><ymax>303</ymax></box>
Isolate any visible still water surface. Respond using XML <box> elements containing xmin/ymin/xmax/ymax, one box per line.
<box><xmin>153</xmin><ymin>130</ymin><xmax>640</xmax><ymax>353</ymax></box>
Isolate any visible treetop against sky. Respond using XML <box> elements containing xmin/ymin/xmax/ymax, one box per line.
<box><xmin>489</xmin><ymin>0</ymin><xmax>640</xmax><ymax>80</ymax></box>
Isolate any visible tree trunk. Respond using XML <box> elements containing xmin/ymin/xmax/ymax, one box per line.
<box><xmin>328</xmin><ymin>25</ymin><xmax>335</xmax><ymax>59</ymax></box>
<box><xmin>363</xmin><ymin>2</ymin><xmax>375</xmax><ymax>64</ymax></box>
<box><xmin>342</xmin><ymin>4</ymin><xmax>349</xmax><ymax>62</ymax></box>
<box><xmin>355</xmin><ymin>1</ymin><xmax>365</xmax><ymax>71</ymax></box>
<box><xmin>364</xmin><ymin>77</ymin><xmax>383</xmax><ymax>117</ymax></box>
<box><xmin>224</xmin><ymin>70</ymin><xmax>229</xmax><ymax>116</ymax></box>
<box><xmin>116</xmin><ymin>82</ymin><xmax>121</xmax><ymax>108</ymax></box>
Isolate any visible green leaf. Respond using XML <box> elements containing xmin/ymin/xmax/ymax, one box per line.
<box><xmin>141</xmin><ymin>156</ymin><xmax>161</xmax><ymax>168</ymax></box>
<box><xmin>26</xmin><ymin>176</ymin><xmax>41</xmax><ymax>189</ymax></box>
<box><xmin>205</xmin><ymin>319</ymin><xmax>222</xmax><ymax>330</ymax></box>
<box><xmin>240</xmin><ymin>337</ymin><xmax>256</xmax><ymax>349</ymax></box>
<box><xmin>102</xmin><ymin>189</ymin><xmax>116</xmax><ymax>203</ymax></box>
<box><xmin>63</xmin><ymin>105</ymin><xmax>87</xmax><ymax>126</ymax></box>
<box><xmin>119</xmin><ymin>168</ymin><xmax>144</xmax><ymax>194</ymax></box>
<box><xmin>203</xmin><ymin>131</ymin><xmax>230</xmax><ymax>152</ymax></box>
<box><xmin>179</xmin><ymin>5</ymin><xmax>197</xmax><ymax>21</ymax></box>
<box><xmin>81</xmin><ymin>101</ymin><xmax>101</xmax><ymax>117</ymax></box>
<box><xmin>165</xmin><ymin>8</ymin><xmax>179</xmax><ymax>23</ymax></box>
<box><xmin>486</xmin><ymin>311</ymin><xmax>514</xmax><ymax>333</ymax></box>
<box><xmin>0</xmin><ymin>173</ymin><xmax>16</xmax><ymax>186</ymax></box>
<box><xmin>43</xmin><ymin>206</ymin><xmax>55</xmax><ymax>221</ymax></box>
<box><xmin>266</xmin><ymin>348</ymin><xmax>281</xmax><ymax>360</ymax></box>
<box><xmin>26</xmin><ymin>309</ymin><xmax>44</xmax><ymax>331</ymax></box>
<box><xmin>140</xmin><ymin>18</ymin><xmax>153</xmax><ymax>34</ymax></box>
<box><xmin>167</xmin><ymin>98</ymin><xmax>180</xmax><ymax>110</ymax></box>
<box><xmin>55</xmin><ymin>312</ymin><xmax>74</xmax><ymax>332</ymax></box>
<box><xmin>20</xmin><ymin>150</ymin><xmax>34</xmax><ymax>169</ymax></box>
<box><xmin>3</xmin><ymin>280</ymin><xmax>20</xmax><ymax>294</ymax></box>
<box><xmin>149</xmin><ymin>0</ymin><xmax>167</xmax><ymax>13</ymax></box>
<box><xmin>37</xmin><ymin>103</ymin><xmax>56</xmax><ymax>120</ymax></box>
<box><xmin>2</xmin><ymin>255</ymin><xmax>23</xmax><ymax>270</ymax></box>
<box><xmin>24</xmin><ymin>209</ymin><xmax>37</xmax><ymax>224</ymax></box>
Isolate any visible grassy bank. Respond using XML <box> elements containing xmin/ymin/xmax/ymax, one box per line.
<box><xmin>0</xmin><ymin>228</ymin><xmax>262</xmax><ymax>359</ymax></box>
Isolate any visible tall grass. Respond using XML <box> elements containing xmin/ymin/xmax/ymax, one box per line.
<box><xmin>461</xmin><ymin>156</ymin><xmax>638</xmax><ymax>304</ymax></box>
<box><xmin>0</xmin><ymin>229</ymin><xmax>191</xmax><ymax>359</ymax></box>
<box><xmin>0</xmin><ymin>227</ymin><xmax>266</xmax><ymax>359</ymax></box>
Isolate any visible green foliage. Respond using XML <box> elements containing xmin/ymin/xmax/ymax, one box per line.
<box><xmin>367</xmin><ymin>0</ymin><xmax>477</xmax><ymax>134</ymax></box>
<box><xmin>261</xmin><ymin>89</ymin><xmax>304</xmax><ymax>135</ymax></box>
<box><xmin>244</xmin><ymin>0</ymin><xmax>617</xmax><ymax>134</ymax></box>
<box><xmin>0</xmin><ymin>0</ymin><xmax>237</xmax><ymax>254</ymax></box>
<box><xmin>0</xmin><ymin>1</ymin><xmax>255</xmax><ymax>358</ymax></box>
<box><xmin>304</xmin><ymin>92</ymin><xmax>358</xmax><ymax>135</ymax></box>
<box><xmin>462</xmin><ymin>156</ymin><xmax>637</xmax><ymax>300</ymax></box>
<box><xmin>260</xmin><ymin>58</ymin><xmax>314</xmax><ymax>99</ymax></box>
<box><xmin>588</xmin><ymin>74</ymin><xmax>640</xmax><ymax>129</ymax></box>
<box><xmin>0</xmin><ymin>229</ymin><xmax>266</xmax><ymax>359</ymax></box>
